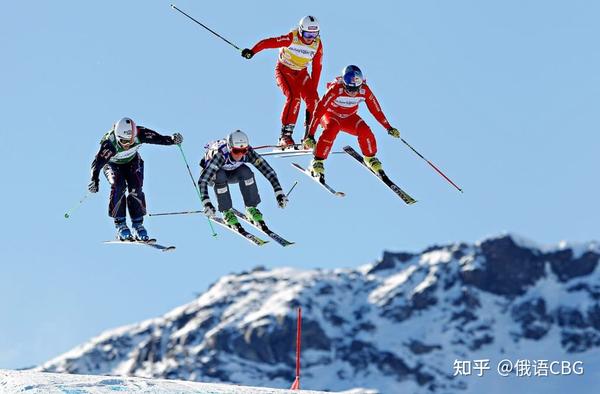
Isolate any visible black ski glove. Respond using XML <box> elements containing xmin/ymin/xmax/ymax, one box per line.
<box><xmin>241</xmin><ymin>48</ymin><xmax>254</xmax><ymax>59</ymax></box>
<box><xmin>387</xmin><ymin>127</ymin><xmax>400</xmax><ymax>138</ymax></box>
<box><xmin>275</xmin><ymin>190</ymin><xmax>288</xmax><ymax>208</ymax></box>
<box><xmin>88</xmin><ymin>179</ymin><xmax>99</xmax><ymax>193</ymax></box>
<box><xmin>204</xmin><ymin>202</ymin><xmax>216</xmax><ymax>217</ymax></box>
<box><xmin>172</xmin><ymin>132</ymin><xmax>183</xmax><ymax>145</ymax></box>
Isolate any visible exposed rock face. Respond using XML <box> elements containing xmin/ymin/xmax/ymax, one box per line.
<box><xmin>38</xmin><ymin>235</ymin><xmax>600</xmax><ymax>393</ymax></box>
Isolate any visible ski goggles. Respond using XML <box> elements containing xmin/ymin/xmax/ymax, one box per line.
<box><xmin>301</xmin><ymin>30</ymin><xmax>319</xmax><ymax>40</ymax></box>
<box><xmin>344</xmin><ymin>84</ymin><xmax>361</xmax><ymax>93</ymax></box>
<box><xmin>230</xmin><ymin>146</ymin><xmax>249</xmax><ymax>155</ymax></box>
<box><xmin>118</xmin><ymin>136</ymin><xmax>134</xmax><ymax>147</ymax></box>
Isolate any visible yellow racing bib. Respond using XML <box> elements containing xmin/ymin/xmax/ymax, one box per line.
<box><xmin>278</xmin><ymin>30</ymin><xmax>320</xmax><ymax>71</ymax></box>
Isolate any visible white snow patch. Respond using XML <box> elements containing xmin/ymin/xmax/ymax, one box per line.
<box><xmin>523</xmin><ymin>264</ymin><xmax>593</xmax><ymax>312</ymax></box>
<box><xmin>558</xmin><ymin>240</ymin><xmax>600</xmax><ymax>259</ymax></box>
<box><xmin>368</xmin><ymin>265</ymin><xmax>417</xmax><ymax>304</ymax></box>
<box><xmin>0</xmin><ymin>369</ymin><xmax>338</xmax><ymax>393</ymax></box>
<box><xmin>412</xmin><ymin>267</ymin><xmax>438</xmax><ymax>296</ymax></box>
<box><xmin>419</xmin><ymin>249</ymin><xmax>453</xmax><ymax>266</ymax></box>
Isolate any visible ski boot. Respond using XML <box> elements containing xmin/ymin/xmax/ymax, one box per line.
<box><xmin>364</xmin><ymin>156</ymin><xmax>383</xmax><ymax>174</ymax></box>
<box><xmin>223</xmin><ymin>209</ymin><xmax>240</xmax><ymax>228</ymax></box>
<box><xmin>278</xmin><ymin>124</ymin><xmax>296</xmax><ymax>149</ymax></box>
<box><xmin>245</xmin><ymin>206</ymin><xmax>264</xmax><ymax>225</ymax></box>
<box><xmin>115</xmin><ymin>218</ymin><xmax>133</xmax><ymax>241</ymax></box>
<box><xmin>131</xmin><ymin>217</ymin><xmax>150</xmax><ymax>242</ymax></box>
<box><xmin>309</xmin><ymin>158</ymin><xmax>325</xmax><ymax>178</ymax></box>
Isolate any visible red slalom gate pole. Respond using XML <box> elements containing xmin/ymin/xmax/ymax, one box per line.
<box><xmin>290</xmin><ymin>307</ymin><xmax>302</xmax><ymax>390</ymax></box>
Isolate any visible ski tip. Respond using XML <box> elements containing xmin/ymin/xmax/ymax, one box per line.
<box><xmin>335</xmin><ymin>192</ymin><xmax>346</xmax><ymax>197</ymax></box>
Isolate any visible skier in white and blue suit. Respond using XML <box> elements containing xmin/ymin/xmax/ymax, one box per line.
<box><xmin>89</xmin><ymin>117</ymin><xmax>183</xmax><ymax>241</ymax></box>
<box><xmin>198</xmin><ymin>130</ymin><xmax>288</xmax><ymax>227</ymax></box>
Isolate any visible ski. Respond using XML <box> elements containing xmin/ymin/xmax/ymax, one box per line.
<box><xmin>261</xmin><ymin>149</ymin><xmax>314</xmax><ymax>157</ymax></box>
<box><xmin>104</xmin><ymin>239</ymin><xmax>176</xmax><ymax>252</ymax></box>
<box><xmin>209</xmin><ymin>216</ymin><xmax>269</xmax><ymax>246</ymax></box>
<box><xmin>230</xmin><ymin>208</ymin><xmax>295</xmax><ymax>247</ymax></box>
<box><xmin>343</xmin><ymin>145</ymin><xmax>417</xmax><ymax>205</ymax></box>
<box><xmin>291</xmin><ymin>162</ymin><xmax>346</xmax><ymax>197</ymax></box>
<box><xmin>253</xmin><ymin>143</ymin><xmax>304</xmax><ymax>151</ymax></box>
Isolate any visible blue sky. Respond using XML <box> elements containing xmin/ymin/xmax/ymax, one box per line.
<box><xmin>1</xmin><ymin>0</ymin><xmax>599</xmax><ymax>369</ymax></box>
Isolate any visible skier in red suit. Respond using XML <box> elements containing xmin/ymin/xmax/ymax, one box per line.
<box><xmin>304</xmin><ymin>65</ymin><xmax>401</xmax><ymax>177</ymax></box>
<box><xmin>241</xmin><ymin>16</ymin><xmax>323</xmax><ymax>148</ymax></box>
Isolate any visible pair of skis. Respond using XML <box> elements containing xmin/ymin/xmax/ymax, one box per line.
<box><xmin>104</xmin><ymin>238</ymin><xmax>176</xmax><ymax>252</ymax></box>
<box><xmin>208</xmin><ymin>208</ymin><xmax>294</xmax><ymax>247</ymax></box>
<box><xmin>291</xmin><ymin>146</ymin><xmax>417</xmax><ymax>205</ymax></box>
<box><xmin>104</xmin><ymin>207</ymin><xmax>294</xmax><ymax>249</ymax></box>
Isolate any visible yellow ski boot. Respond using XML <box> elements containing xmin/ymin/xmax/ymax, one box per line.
<box><xmin>364</xmin><ymin>156</ymin><xmax>383</xmax><ymax>174</ymax></box>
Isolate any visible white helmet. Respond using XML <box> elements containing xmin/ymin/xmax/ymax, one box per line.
<box><xmin>227</xmin><ymin>130</ymin><xmax>250</xmax><ymax>153</ymax></box>
<box><xmin>113</xmin><ymin>117</ymin><xmax>137</xmax><ymax>147</ymax></box>
<box><xmin>298</xmin><ymin>16</ymin><xmax>320</xmax><ymax>40</ymax></box>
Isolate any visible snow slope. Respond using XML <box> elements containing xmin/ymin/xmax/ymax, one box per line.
<box><xmin>0</xmin><ymin>369</ymin><xmax>338</xmax><ymax>393</ymax></box>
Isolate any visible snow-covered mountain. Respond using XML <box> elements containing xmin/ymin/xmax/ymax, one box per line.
<box><xmin>37</xmin><ymin>234</ymin><xmax>600</xmax><ymax>393</ymax></box>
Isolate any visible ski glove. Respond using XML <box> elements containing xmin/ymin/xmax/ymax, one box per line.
<box><xmin>88</xmin><ymin>179</ymin><xmax>99</xmax><ymax>193</ymax></box>
<box><xmin>302</xmin><ymin>136</ymin><xmax>316</xmax><ymax>150</ymax></box>
<box><xmin>172</xmin><ymin>133</ymin><xmax>183</xmax><ymax>145</ymax></box>
<box><xmin>241</xmin><ymin>48</ymin><xmax>254</xmax><ymax>59</ymax></box>
<box><xmin>387</xmin><ymin>127</ymin><xmax>400</xmax><ymax>138</ymax></box>
<box><xmin>204</xmin><ymin>202</ymin><xmax>216</xmax><ymax>217</ymax></box>
<box><xmin>275</xmin><ymin>190</ymin><xmax>288</xmax><ymax>209</ymax></box>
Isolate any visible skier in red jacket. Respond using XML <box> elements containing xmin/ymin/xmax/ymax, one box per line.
<box><xmin>303</xmin><ymin>65</ymin><xmax>401</xmax><ymax>177</ymax></box>
<box><xmin>241</xmin><ymin>16</ymin><xmax>323</xmax><ymax>148</ymax></box>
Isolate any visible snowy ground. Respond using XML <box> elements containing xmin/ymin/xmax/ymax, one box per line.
<box><xmin>0</xmin><ymin>369</ymin><xmax>366</xmax><ymax>394</ymax></box>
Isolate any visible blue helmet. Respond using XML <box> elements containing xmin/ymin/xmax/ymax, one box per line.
<box><xmin>342</xmin><ymin>65</ymin><xmax>363</xmax><ymax>92</ymax></box>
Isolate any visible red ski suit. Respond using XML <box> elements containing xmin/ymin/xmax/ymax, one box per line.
<box><xmin>308</xmin><ymin>77</ymin><xmax>392</xmax><ymax>159</ymax></box>
<box><xmin>250</xmin><ymin>31</ymin><xmax>323</xmax><ymax>127</ymax></box>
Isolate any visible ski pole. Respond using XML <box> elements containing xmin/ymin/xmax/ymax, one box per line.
<box><xmin>401</xmin><ymin>138</ymin><xmax>463</xmax><ymax>193</ymax></box>
<box><xmin>170</xmin><ymin>4</ymin><xmax>241</xmax><ymax>52</ymax></box>
<box><xmin>151</xmin><ymin>181</ymin><xmax>299</xmax><ymax>216</ymax></box>
<box><xmin>110</xmin><ymin>190</ymin><xmax>127</xmax><ymax>218</ymax></box>
<box><xmin>177</xmin><ymin>144</ymin><xmax>218</xmax><ymax>237</ymax></box>
<box><xmin>64</xmin><ymin>192</ymin><xmax>92</xmax><ymax>219</ymax></box>
<box><xmin>149</xmin><ymin>210</ymin><xmax>203</xmax><ymax>217</ymax></box>
<box><xmin>286</xmin><ymin>181</ymin><xmax>298</xmax><ymax>198</ymax></box>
